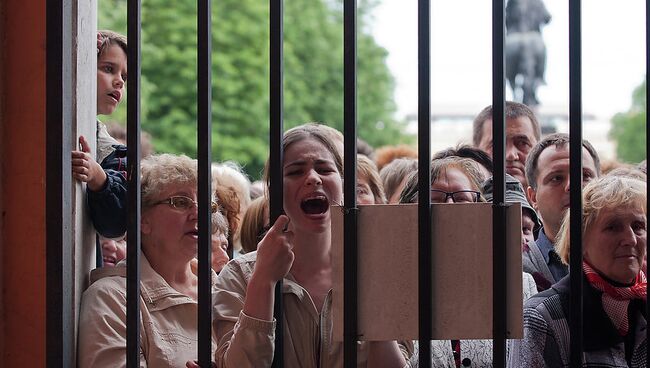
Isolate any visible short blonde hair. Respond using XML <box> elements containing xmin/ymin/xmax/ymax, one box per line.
<box><xmin>380</xmin><ymin>158</ymin><xmax>418</xmax><ymax>202</ymax></box>
<box><xmin>357</xmin><ymin>155</ymin><xmax>386</xmax><ymax>204</ymax></box>
<box><xmin>556</xmin><ymin>175</ymin><xmax>647</xmax><ymax>265</ymax></box>
<box><xmin>141</xmin><ymin>154</ymin><xmax>197</xmax><ymax>209</ymax></box>
<box><xmin>239</xmin><ymin>196</ymin><xmax>269</xmax><ymax>254</ymax></box>
<box><xmin>212</xmin><ymin>162</ymin><xmax>251</xmax><ymax>212</ymax></box>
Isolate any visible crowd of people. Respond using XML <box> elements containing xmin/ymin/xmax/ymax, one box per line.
<box><xmin>73</xmin><ymin>30</ymin><xmax>647</xmax><ymax>368</ymax></box>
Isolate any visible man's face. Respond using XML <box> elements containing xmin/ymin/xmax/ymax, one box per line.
<box><xmin>527</xmin><ymin>144</ymin><xmax>598</xmax><ymax>242</ymax></box>
<box><xmin>477</xmin><ymin>116</ymin><xmax>537</xmax><ymax>188</ymax></box>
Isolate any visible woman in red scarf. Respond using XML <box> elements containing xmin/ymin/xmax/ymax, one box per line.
<box><xmin>510</xmin><ymin>175</ymin><xmax>647</xmax><ymax>367</ymax></box>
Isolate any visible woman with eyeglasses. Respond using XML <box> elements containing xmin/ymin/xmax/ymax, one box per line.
<box><xmin>206</xmin><ymin>123</ymin><xmax>413</xmax><ymax>367</ymax></box>
<box><xmin>399</xmin><ymin>156</ymin><xmax>538</xmax><ymax>367</ymax></box>
<box><xmin>78</xmin><ymin>153</ymin><xmax>221</xmax><ymax>367</ymax></box>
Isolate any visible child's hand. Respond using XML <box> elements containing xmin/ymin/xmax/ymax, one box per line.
<box><xmin>72</xmin><ymin>135</ymin><xmax>107</xmax><ymax>192</ymax></box>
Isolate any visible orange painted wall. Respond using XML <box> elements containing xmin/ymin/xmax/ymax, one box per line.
<box><xmin>1</xmin><ymin>0</ymin><xmax>47</xmax><ymax>365</ymax></box>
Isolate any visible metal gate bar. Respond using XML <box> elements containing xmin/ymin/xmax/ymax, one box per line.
<box><xmin>343</xmin><ymin>0</ymin><xmax>359</xmax><ymax>366</ymax></box>
<box><xmin>197</xmin><ymin>0</ymin><xmax>214</xmax><ymax>365</ymax></box>
<box><xmin>568</xmin><ymin>1</ymin><xmax>584</xmax><ymax>367</ymax></box>
<box><xmin>46</xmin><ymin>0</ymin><xmax>74</xmax><ymax>365</ymax></box>
<box><xmin>646</xmin><ymin>0</ymin><xmax>649</xmax><ymax>365</ymax></box>
<box><xmin>491</xmin><ymin>0</ymin><xmax>507</xmax><ymax>366</ymax></box>
<box><xmin>269</xmin><ymin>0</ymin><xmax>285</xmax><ymax>366</ymax></box>
<box><xmin>126</xmin><ymin>0</ymin><xmax>143</xmax><ymax>365</ymax></box>
<box><xmin>417</xmin><ymin>0</ymin><xmax>432</xmax><ymax>367</ymax></box>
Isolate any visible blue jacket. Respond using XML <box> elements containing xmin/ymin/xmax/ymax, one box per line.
<box><xmin>88</xmin><ymin>144</ymin><xmax>127</xmax><ymax>238</ymax></box>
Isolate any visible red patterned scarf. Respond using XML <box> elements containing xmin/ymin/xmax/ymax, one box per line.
<box><xmin>583</xmin><ymin>261</ymin><xmax>647</xmax><ymax>335</ymax></box>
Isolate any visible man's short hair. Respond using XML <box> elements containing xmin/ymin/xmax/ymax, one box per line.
<box><xmin>524</xmin><ymin>133</ymin><xmax>602</xmax><ymax>190</ymax></box>
<box><xmin>472</xmin><ymin>101</ymin><xmax>542</xmax><ymax>146</ymax></box>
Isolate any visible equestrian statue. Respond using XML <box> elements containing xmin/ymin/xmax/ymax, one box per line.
<box><xmin>505</xmin><ymin>0</ymin><xmax>551</xmax><ymax>107</ymax></box>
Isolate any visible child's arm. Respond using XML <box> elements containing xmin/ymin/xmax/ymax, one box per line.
<box><xmin>72</xmin><ymin>135</ymin><xmax>108</xmax><ymax>191</ymax></box>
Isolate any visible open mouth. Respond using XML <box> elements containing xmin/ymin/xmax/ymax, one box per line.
<box><xmin>186</xmin><ymin>229</ymin><xmax>199</xmax><ymax>238</ymax></box>
<box><xmin>300</xmin><ymin>195</ymin><xmax>329</xmax><ymax>215</ymax></box>
<box><xmin>108</xmin><ymin>91</ymin><xmax>121</xmax><ymax>103</ymax></box>
<box><xmin>103</xmin><ymin>256</ymin><xmax>116</xmax><ymax>266</ymax></box>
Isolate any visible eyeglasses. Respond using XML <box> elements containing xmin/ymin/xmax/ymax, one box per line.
<box><xmin>430</xmin><ymin>190</ymin><xmax>481</xmax><ymax>203</ymax></box>
<box><xmin>154</xmin><ymin>195</ymin><xmax>219</xmax><ymax>214</ymax></box>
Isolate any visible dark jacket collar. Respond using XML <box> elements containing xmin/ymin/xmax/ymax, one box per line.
<box><xmin>552</xmin><ymin>274</ymin><xmax>629</xmax><ymax>351</ymax></box>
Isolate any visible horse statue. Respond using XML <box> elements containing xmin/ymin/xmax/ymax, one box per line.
<box><xmin>505</xmin><ymin>0</ymin><xmax>551</xmax><ymax>107</ymax></box>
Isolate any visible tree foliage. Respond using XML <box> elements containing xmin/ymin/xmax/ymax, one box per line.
<box><xmin>610</xmin><ymin>78</ymin><xmax>646</xmax><ymax>164</ymax></box>
<box><xmin>99</xmin><ymin>0</ymin><xmax>411</xmax><ymax>179</ymax></box>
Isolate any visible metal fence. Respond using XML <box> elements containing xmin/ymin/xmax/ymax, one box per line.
<box><xmin>45</xmin><ymin>0</ymin><xmax>649</xmax><ymax>367</ymax></box>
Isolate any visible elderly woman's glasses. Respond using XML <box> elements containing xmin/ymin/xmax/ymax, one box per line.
<box><xmin>154</xmin><ymin>196</ymin><xmax>219</xmax><ymax>213</ymax></box>
<box><xmin>430</xmin><ymin>190</ymin><xmax>481</xmax><ymax>203</ymax></box>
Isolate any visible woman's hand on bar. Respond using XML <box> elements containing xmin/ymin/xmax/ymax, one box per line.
<box><xmin>242</xmin><ymin>215</ymin><xmax>294</xmax><ymax>321</ymax></box>
<box><xmin>252</xmin><ymin>215</ymin><xmax>294</xmax><ymax>283</ymax></box>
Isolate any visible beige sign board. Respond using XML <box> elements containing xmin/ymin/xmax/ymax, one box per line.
<box><xmin>331</xmin><ymin>203</ymin><xmax>523</xmax><ymax>341</ymax></box>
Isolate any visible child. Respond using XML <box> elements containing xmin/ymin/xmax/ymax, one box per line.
<box><xmin>71</xmin><ymin>30</ymin><xmax>128</xmax><ymax>239</ymax></box>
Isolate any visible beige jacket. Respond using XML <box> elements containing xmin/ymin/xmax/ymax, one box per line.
<box><xmin>213</xmin><ymin>251</ymin><xmax>413</xmax><ymax>367</ymax></box>
<box><xmin>77</xmin><ymin>254</ymin><xmax>217</xmax><ymax>368</ymax></box>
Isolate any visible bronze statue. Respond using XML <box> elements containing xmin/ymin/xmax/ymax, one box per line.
<box><xmin>505</xmin><ymin>0</ymin><xmax>551</xmax><ymax>107</ymax></box>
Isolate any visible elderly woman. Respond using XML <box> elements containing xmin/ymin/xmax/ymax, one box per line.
<box><xmin>211</xmin><ymin>123</ymin><xmax>413</xmax><ymax>367</ymax></box>
<box><xmin>401</xmin><ymin>157</ymin><xmax>538</xmax><ymax>367</ymax></box>
<box><xmin>509</xmin><ymin>175</ymin><xmax>647</xmax><ymax>367</ymax></box>
<box><xmin>78</xmin><ymin>153</ymin><xmax>219</xmax><ymax>367</ymax></box>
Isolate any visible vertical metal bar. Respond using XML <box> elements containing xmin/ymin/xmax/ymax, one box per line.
<box><xmin>417</xmin><ymin>0</ymin><xmax>432</xmax><ymax>366</ymax></box>
<box><xmin>46</xmin><ymin>0</ymin><xmax>74</xmax><ymax>365</ymax></box>
<box><xmin>343</xmin><ymin>0</ymin><xmax>358</xmax><ymax>366</ymax></box>
<box><xmin>644</xmin><ymin>0</ymin><xmax>650</xmax><ymax>364</ymax></box>
<box><xmin>568</xmin><ymin>0</ymin><xmax>584</xmax><ymax>366</ymax></box>
<box><xmin>126</xmin><ymin>0</ymin><xmax>142</xmax><ymax>365</ymax></box>
<box><xmin>491</xmin><ymin>0</ymin><xmax>507</xmax><ymax>366</ymax></box>
<box><xmin>269</xmin><ymin>0</ymin><xmax>284</xmax><ymax>366</ymax></box>
<box><xmin>197</xmin><ymin>0</ymin><xmax>213</xmax><ymax>365</ymax></box>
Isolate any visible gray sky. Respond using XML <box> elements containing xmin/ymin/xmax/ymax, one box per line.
<box><xmin>371</xmin><ymin>0</ymin><xmax>646</xmax><ymax>120</ymax></box>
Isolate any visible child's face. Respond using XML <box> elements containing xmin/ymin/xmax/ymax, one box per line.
<box><xmin>100</xmin><ymin>235</ymin><xmax>127</xmax><ymax>267</ymax></box>
<box><xmin>522</xmin><ymin>210</ymin><xmax>536</xmax><ymax>247</ymax></box>
<box><xmin>97</xmin><ymin>44</ymin><xmax>127</xmax><ymax>115</ymax></box>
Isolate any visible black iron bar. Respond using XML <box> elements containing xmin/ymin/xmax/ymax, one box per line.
<box><xmin>568</xmin><ymin>0</ymin><xmax>584</xmax><ymax>367</ymax></box>
<box><xmin>646</xmin><ymin>0</ymin><xmax>649</xmax><ymax>365</ymax></box>
<box><xmin>126</xmin><ymin>0</ymin><xmax>142</xmax><ymax>365</ymax></box>
<box><xmin>46</xmin><ymin>0</ymin><xmax>73</xmax><ymax>365</ymax></box>
<box><xmin>491</xmin><ymin>0</ymin><xmax>507</xmax><ymax>366</ymax></box>
<box><xmin>417</xmin><ymin>0</ymin><xmax>432</xmax><ymax>366</ymax></box>
<box><xmin>197</xmin><ymin>0</ymin><xmax>213</xmax><ymax>365</ymax></box>
<box><xmin>269</xmin><ymin>0</ymin><xmax>284</xmax><ymax>366</ymax></box>
<box><xmin>343</xmin><ymin>0</ymin><xmax>359</xmax><ymax>366</ymax></box>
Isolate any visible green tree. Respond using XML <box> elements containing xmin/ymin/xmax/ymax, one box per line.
<box><xmin>99</xmin><ymin>0</ymin><xmax>411</xmax><ymax>179</ymax></box>
<box><xmin>610</xmin><ymin>78</ymin><xmax>646</xmax><ymax>163</ymax></box>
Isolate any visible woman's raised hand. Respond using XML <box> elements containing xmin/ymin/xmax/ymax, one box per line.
<box><xmin>254</xmin><ymin>215</ymin><xmax>294</xmax><ymax>284</ymax></box>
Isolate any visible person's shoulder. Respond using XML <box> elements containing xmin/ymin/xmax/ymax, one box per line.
<box><xmin>218</xmin><ymin>252</ymin><xmax>258</xmax><ymax>281</ymax></box>
<box><xmin>231</xmin><ymin>251</ymin><xmax>258</xmax><ymax>268</ymax></box>
<box><xmin>84</xmin><ymin>266</ymin><xmax>128</xmax><ymax>298</ymax></box>
<box><xmin>524</xmin><ymin>285</ymin><xmax>566</xmax><ymax>321</ymax></box>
